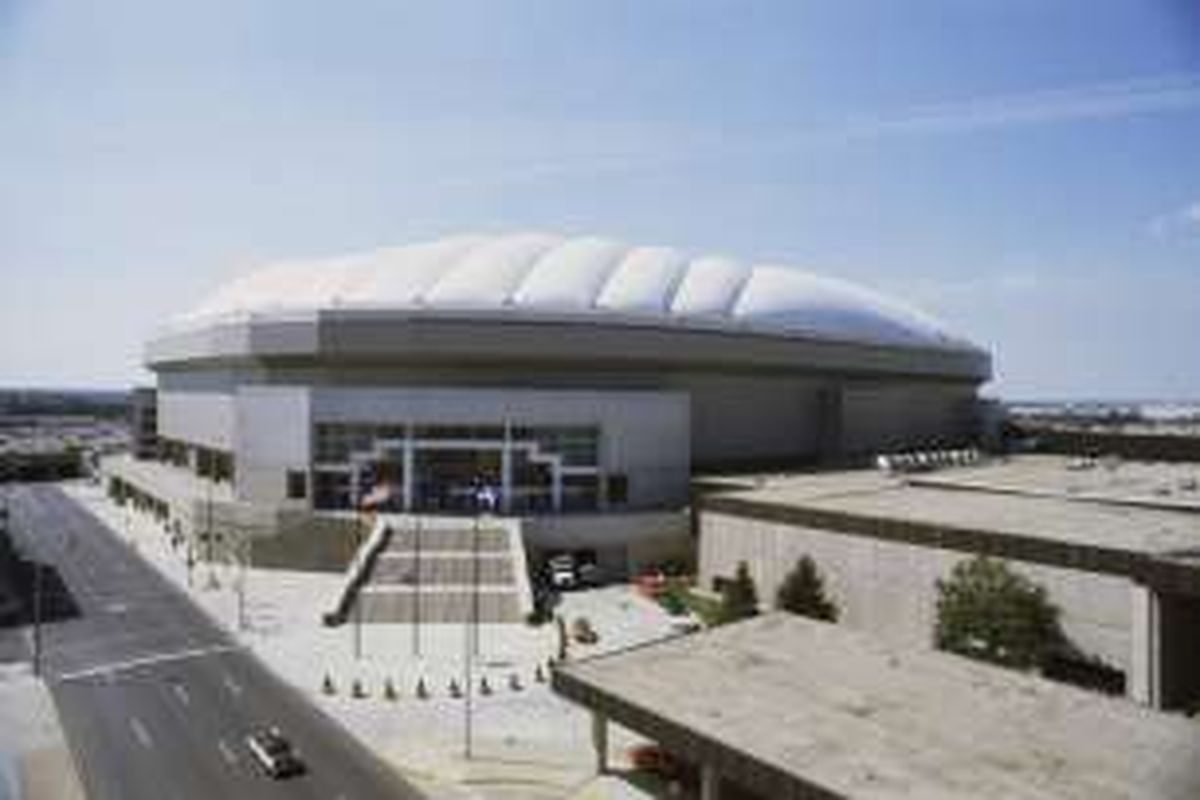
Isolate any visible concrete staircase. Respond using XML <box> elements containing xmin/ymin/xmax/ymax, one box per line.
<box><xmin>347</xmin><ymin>517</ymin><xmax>531</xmax><ymax>624</ymax></box>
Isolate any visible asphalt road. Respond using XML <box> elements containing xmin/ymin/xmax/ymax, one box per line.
<box><xmin>6</xmin><ymin>483</ymin><xmax>424</xmax><ymax>800</ymax></box>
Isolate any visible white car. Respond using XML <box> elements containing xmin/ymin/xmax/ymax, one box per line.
<box><xmin>246</xmin><ymin>727</ymin><xmax>306</xmax><ymax>779</ymax></box>
<box><xmin>547</xmin><ymin>554</ymin><xmax>577</xmax><ymax>590</ymax></box>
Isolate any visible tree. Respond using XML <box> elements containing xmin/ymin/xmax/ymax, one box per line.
<box><xmin>719</xmin><ymin>561</ymin><xmax>759</xmax><ymax>624</ymax></box>
<box><xmin>934</xmin><ymin>555</ymin><xmax>1064</xmax><ymax>670</ymax></box>
<box><xmin>776</xmin><ymin>555</ymin><xmax>838</xmax><ymax>622</ymax></box>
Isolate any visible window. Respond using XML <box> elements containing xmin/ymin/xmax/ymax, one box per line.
<box><xmin>562</xmin><ymin>475</ymin><xmax>599</xmax><ymax>512</ymax></box>
<box><xmin>313</xmin><ymin>470</ymin><xmax>350</xmax><ymax>509</ymax></box>
<box><xmin>512</xmin><ymin>425</ymin><xmax>599</xmax><ymax>466</ymax></box>
<box><xmin>606</xmin><ymin>473</ymin><xmax>628</xmax><ymax>506</ymax></box>
<box><xmin>286</xmin><ymin>470</ymin><xmax>307</xmax><ymax>500</ymax></box>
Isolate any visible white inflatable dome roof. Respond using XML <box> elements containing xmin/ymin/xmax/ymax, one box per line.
<box><xmin>180</xmin><ymin>233</ymin><xmax>974</xmax><ymax>351</ymax></box>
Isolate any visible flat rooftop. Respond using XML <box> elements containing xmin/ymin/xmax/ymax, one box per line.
<box><xmin>914</xmin><ymin>454</ymin><xmax>1200</xmax><ymax>513</ymax></box>
<box><xmin>703</xmin><ymin>456</ymin><xmax>1200</xmax><ymax>565</ymax></box>
<box><xmin>104</xmin><ymin>453</ymin><xmax>234</xmax><ymax>506</ymax></box>
<box><xmin>554</xmin><ymin>614</ymin><xmax>1200</xmax><ymax>799</ymax></box>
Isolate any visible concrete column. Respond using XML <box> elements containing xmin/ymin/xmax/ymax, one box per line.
<box><xmin>552</xmin><ymin>459</ymin><xmax>563</xmax><ymax>513</ymax></box>
<box><xmin>402</xmin><ymin>435</ymin><xmax>415</xmax><ymax>512</ymax></box>
<box><xmin>700</xmin><ymin>764</ymin><xmax>720</xmax><ymax>800</ymax></box>
<box><xmin>1130</xmin><ymin>583</ymin><xmax>1161</xmax><ymax>707</ymax></box>
<box><xmin>501</xmin><ymin>444</ymin><xmax>512</xmax><ymax>515</ymax></box>
<box><xmin>590</xmin><ymin>711</ymin><xmax>608</xmax><ymax>774</ymax></box>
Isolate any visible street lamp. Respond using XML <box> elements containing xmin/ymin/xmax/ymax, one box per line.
<box><xmin>234</xmin><ymin>525</ymin><xmax>250</xmax><ymax>632</ymax></box>
<box><xmin>464</xmin><ymin>480</ymin><xmax>498</xmax><ymax>760</ymax></box>
<box><xmin>412</xmin><ymin>513</ymin><xmax>421</xmax><ymax>658</ymax></box>
<box><xmin>205</xmin><ymin>479</ymin><xmax>219</xmax><ymax>590</ymax></box>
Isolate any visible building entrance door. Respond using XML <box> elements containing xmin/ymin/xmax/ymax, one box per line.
<box><xmin>413</xmin><ymin>447</ymin><xmax>501</xmax><ymax>513</ymax></box>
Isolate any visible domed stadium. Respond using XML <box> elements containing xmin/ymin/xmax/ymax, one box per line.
<box><xmin>113</xmin><ymin>233</ymin><xmax>990</xmax><ymax>585</ymax></box>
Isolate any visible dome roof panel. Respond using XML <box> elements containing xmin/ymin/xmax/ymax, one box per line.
<box><xmin>176</xmin><ymin>233</ymin><xmax>977</xmax><ymax>353</ymax></box>
<box><xmin>423</xmin><ymin>233</ymin><xmax>560</xmax><ymax>308</ymax></box>
<box><xmin>595</xmin><ymin>246</ymin><xmax>688</xmax><ymax>313</ymax></box>
<box><xmin>733</xmin><ymin>266</ymin><xmax>952</xmax><ymax>345</ymax></box>
<box><xmin>512</xmin><ymin>237</ymin><xmax>627</xmax><ymax>310</ymax></box>
<box><xmin>345</xmin><ymin>236</ymin><xmax>486</xmax><ymax>307</ymax></box>
<box><xmin>669</xmin><ymin>257</ymin><xmax>751</xmax><ymax>318</ymax></box>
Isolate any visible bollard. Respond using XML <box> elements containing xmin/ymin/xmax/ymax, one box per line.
<box><xmin>384</xmin><ymin>678</ymin><xmax>398</xmax><ymax>701</ymax></box>
<box><xmin>509</xmin><ymin>672</ymin><xmax>523</xmax><ymax>692</ymax></box>
<box><xmin>352</xmin><ymin>678</ymin><xmax>367</xmax><ymax>699</ymax></box>
<box><xmin>416</xmin><ymin>677</ymin><xmax>429</xmax><ymax>700</ymax></box>
<box><xmin>322</xmin><ymin>673</ymin><xmax>336</xmax><ymax>695</ymax></box>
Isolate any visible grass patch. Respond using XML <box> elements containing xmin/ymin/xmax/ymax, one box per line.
<box><xmin>653</xmin><ymin>581</ymin><xmax>725</xmax><ymax>627</ymax></box>
<box><xmin>682</xmin><ymin>590</ymin><xmax>724</xmax><ymax>627</ymax></box>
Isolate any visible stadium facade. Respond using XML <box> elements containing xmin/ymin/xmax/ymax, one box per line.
<box><xmin>108</xmin><ymin>233</ymin><xmax>990</xmax><ymax>574</ymax></box>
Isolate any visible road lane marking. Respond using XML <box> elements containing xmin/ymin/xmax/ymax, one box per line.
<box><xmin>217</xmin><ymin>738</ymin><xmax>238</xmax><ymax>766</ymax></box>
<box><xmin>57</xmin><ymin>644</ymin><xmax>238</xmax><ymax>683</ymax></box>
<box><xmin>130</xmin><ymin>717</ymin><xmax>153</xmax><ymax>749</ymax></box>
<box><xmin>172</xmin><ymin>683</ymin><xmax>190</xmax><ymax>706</ymax></box>
<box><xmin>223</xmin><ymin>673</ymin><xmax>243</xmax><ymax>697</ymax></box>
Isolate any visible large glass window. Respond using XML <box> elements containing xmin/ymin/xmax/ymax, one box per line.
<box><xmin>413</xmin><ymin>448</ymin><xmax>501</xmax><ymax>513</ymax></box>
<box><xmin>511</xmin><ymin>425</ymin><xmax>599</xmax><ymax>466</ymax></box>
<box><xmin>413</xmin><ymin>424</ymin><xmax>504</xmax><ymax>441</ymax></box>
<box><xmin>510</xmin><ymin>448</ymin><xmax>554</xmax><ymax>514</ymax></box>
<box><xmin>562</xmin><ymin>474</ymin><xmax>599</xmax><ymax>512</ymax></box>
<box><xmin>309</xmin><ymin>421</ymin><xmax>602</xmax><ymax>514</ymax></box>
<box><xmin>313</xmin><ymin>469</ymin><xmax>351</xmax><ymax>510</ymax></box>
<box><xmin>314</xmin><ymin>423</ymin><xmax>375</xmax><ymax>463</ymax></box>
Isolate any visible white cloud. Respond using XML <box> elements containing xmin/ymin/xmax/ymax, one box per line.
<box><xmin>1147</xmin><ymin>201</ymin><xmax>1200</xmax><ymax>239</ymax></box>
<box><xmin>835</xmin><ymin>73</ymin><xmax>1200</xmax><ymax>140</ymax></box>
<box><xmin>421</xmin><ymin>73</ymin><xmax>1200</xmax><ymax>193</ymax></box>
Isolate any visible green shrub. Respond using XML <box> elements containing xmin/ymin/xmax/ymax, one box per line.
<box><xmin>934</xmin><ymin>555</ymin><xmax>1064</xmax><ymax>670</ymax></box>
<box><xmin>776</xmin><ymin>555</ymin><xmax>838</xmax><ymax>622</ymax></box>
<box><xmin>658</xmin><ymin>584</ymin><xmax>689</xmax><ymax>616</ymax></box>
<box><xmin>718</xmin><ymin>561</ymin><xmax>759</xmax><ymax>624</ymax></box>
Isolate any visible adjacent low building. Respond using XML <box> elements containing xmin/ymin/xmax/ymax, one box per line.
<box><xmin>697</xmin><ymin>455</ymin><xmax>1200</xmax><ymax>710</ymax></box>
<box><xmin>554</xmin><ymin>613</ymin><xmax>1200</xmax><ymax>800</ymax></box>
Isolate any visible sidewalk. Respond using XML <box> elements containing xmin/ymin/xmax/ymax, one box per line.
<box><xmin>0</xmin><ymin>662</ymin><xmax>85</xmax><ymax>800</ymax></box>
<box><xmin>63</xmin><ymin>481</ymin><xmax>670</xmax><ymax>799</ymax></box>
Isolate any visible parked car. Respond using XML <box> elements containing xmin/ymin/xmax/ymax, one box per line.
<box><xmin>547</xmin><ymin>553</ymin><xmax>577</xmax><ymax>590</ymax></box>
<box><xmin>246</xmin><ymin>727</ymin><xmax>306</xmax><ymax>779</ymax></box>
<box><xmin>576</xmin><ymin>561</ymin><xmax>604</xmax><ymax>587</ymax></box>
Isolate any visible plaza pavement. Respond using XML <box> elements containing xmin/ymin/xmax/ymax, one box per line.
<box><xmin>64</xmin><ymin>481</ymin><xmax>677</xmax><ymax>799</ymax></box>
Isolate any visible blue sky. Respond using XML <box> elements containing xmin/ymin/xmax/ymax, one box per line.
<box><xmin>2</xmin><ymin>0</ymin><xmax>1199</xmax><ymax>399</ymax></box>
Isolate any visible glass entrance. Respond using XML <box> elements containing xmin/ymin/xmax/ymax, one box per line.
<box><xmin>413</xmin><ymin>447</ymin><xmax>501</xmax><ymax>513</ymax></box>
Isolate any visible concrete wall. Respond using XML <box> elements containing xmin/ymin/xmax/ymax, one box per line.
<box><xmin>157</xmin><ymin>382</ymin><xmax>690</xmax><ymax>510</ymax></box>
<box><xmin>699</xmin><ymin>511</ymin><xmax>1133</xmax><ymax>675</ymax></box>
<box><xmin>158</xmin><ymin>359</ymin><xmax>981</xmax><ymax>471</ymax></box>
<box><xmin>235</xmin><ymin>387</ymin><xmax>311</xmax><ymax>505</ymax></box>
<box><xmin>522</xmin><ymin>510</ymin><xmax>691</xmax><ymax>575</ymax></box>
<box><xmin>667</xmin><ymin>373</ymin><xmax>826</xmax><ymax>467</ymax></box>
<box><xmin>839</xmin><ymin>382</ymin><xmax>978</xmax><ymax>456</ymax></box>
<box><xmin>1158</xmin><ymin>592</ymin><xmax>1200</xmax><ymax>710</ymax></box>
<box><xmin>157</xmin><ymin>390</ymin><xmax>236</xmax><ymax>452</ymax></box>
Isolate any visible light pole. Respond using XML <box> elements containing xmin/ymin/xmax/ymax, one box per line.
<box><xmin>227</xmin><ymin>520</ymin><xmax>250</xmax><ymax>632</ymax></box>
<box><xmin>351</xmin><ymin>464</ymin><xmax>364</xmax><ymax>661</ymax></box>
<box><xmin>205</xmin><ymin>479</ymin><xmax>219</xmax><ymax>590</ymax></box>
<box><xmin>412</xmin><ymin>513</ymin><xmax>421</xmax><ymax>657</ymax></box>
<box><xmin>463</xmin><ymin>481</ymin><xmax>497</xmax><ymax>760</ymax></box>
<box><xmin>237</xmin><ymin>532</ymin><xmax>249</xmax><ymax>631</ymax></box>
<box><xmin>32</xmin><ymin>549</ymin><xmax>43</xmax><ymax>677</ymax></box>
<box><xmin>353</xmin><ymin>509</ymin><xmax>363</xmax><ymax>661</ymax></box>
